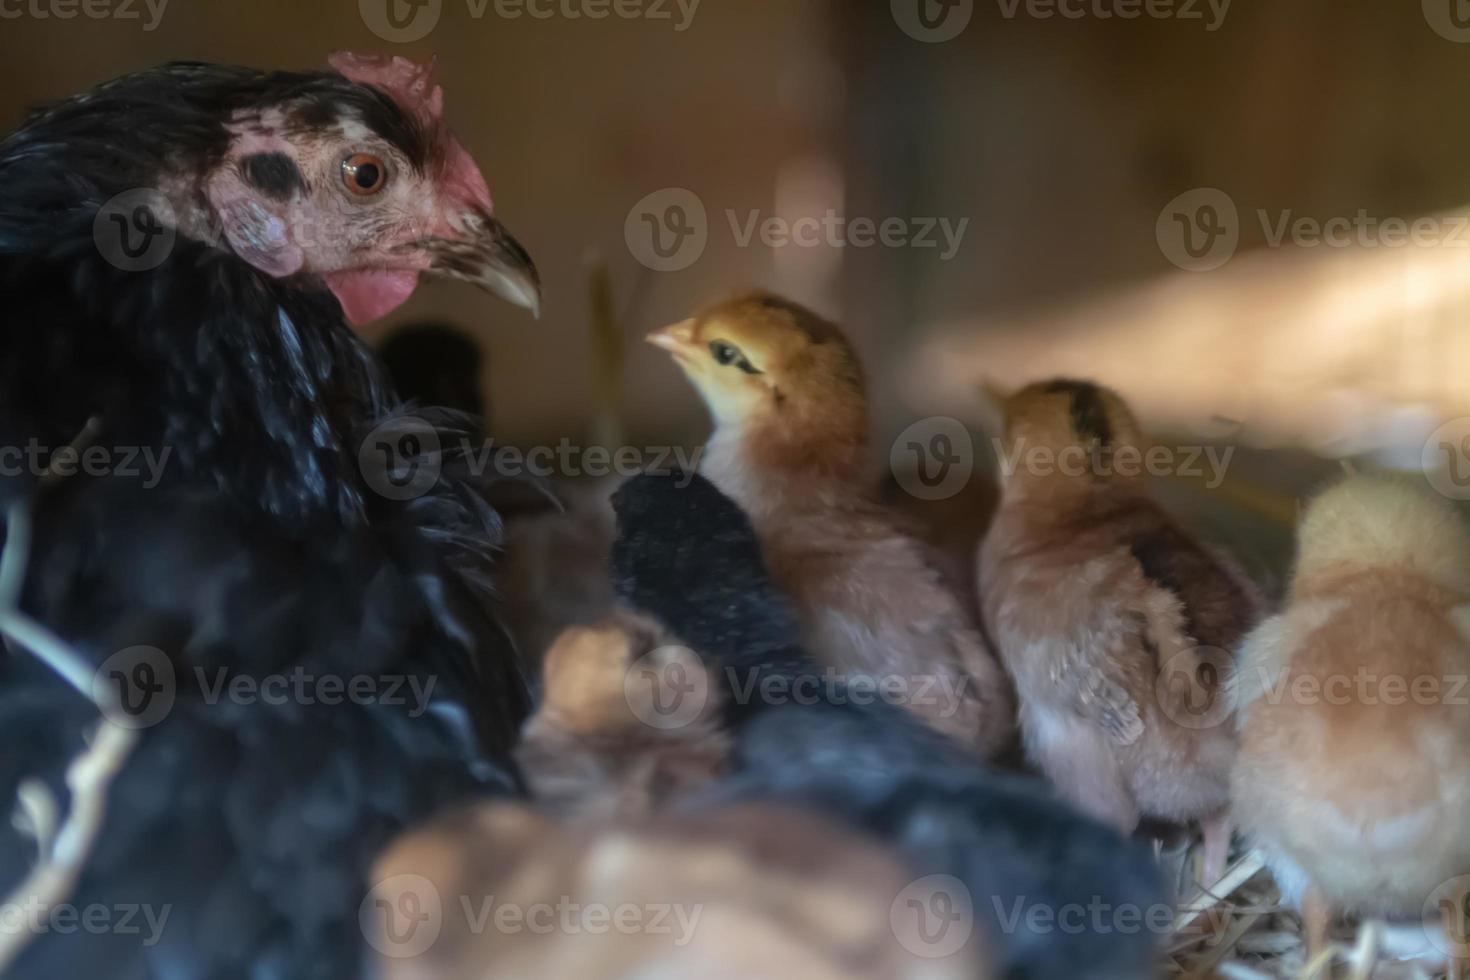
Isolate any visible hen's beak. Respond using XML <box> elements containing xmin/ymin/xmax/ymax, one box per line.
<box><xmin>646</xmin><ymin>319</ymin><xmax>695</xmax><ymax>354</ymax></box>
<box><xmin>426</xmin><ymin>212</ymin><xmax>542</xmax><ymax>318</ymax></box>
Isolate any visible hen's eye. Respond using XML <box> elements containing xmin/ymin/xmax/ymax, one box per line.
<box><xmin>341</xmin><ymin>153</ymin><xmax>387</xmax><ymax>196</ymax></box>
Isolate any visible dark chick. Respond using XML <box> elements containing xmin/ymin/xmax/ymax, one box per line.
<box><xmin>979</xmin><ymin>379</ymin><xmax>1262</xmax><ymax>887</ymax></box>
<box><xmin>0</xmin><ymin>56</ymin><xmax>538</xmax><ymax>978</ymax></box>
<box><xmin>611</xmin><ymin>471</ymin><xmax>1165</xmax><ymax>980</ymax></box>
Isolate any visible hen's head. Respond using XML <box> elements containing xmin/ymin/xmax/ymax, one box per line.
<box><xmin>194</xmin><ymin>54</ymin><xmax>538</xmax><ymax>324</ymax></box>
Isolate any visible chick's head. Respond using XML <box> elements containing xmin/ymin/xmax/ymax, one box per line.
<box><xmin>648</xmin><ymin>293</ymin><xmax>867</xmax><ymax>442</ymax></box>
<box><xmin>1295</xmin><ymin>474</ymin><xmax>1470</xmax><ymax>595</ymax></box>
<box><xmin>538</xmin><ymin>612</ymin><xmax>674</xmax><ymax>735</ymax></box>
<box><xmin>994</xmin><ymin>378</ymin><xmax>1148</xmax><ymax>490</ymax></box>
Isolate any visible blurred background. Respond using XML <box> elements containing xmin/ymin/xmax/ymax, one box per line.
<box><xmin>7</xmin><ymin>0</ymin><xmax>1470</xmax><ymax>587</ymax></box>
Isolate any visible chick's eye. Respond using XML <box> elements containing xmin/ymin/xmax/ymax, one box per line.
<box><xmin>709</xmin><ymin>341</ymin><xmax>741</xmax><ymax>365</ymax></box>
<box><xmin>708</xmin><ymin>340</ymin><xmax>762</xmax><ymax>375</ymax></box>
<box><xmin>341</xmin><ymin>153</ymin><xmax>387</xmax><ymax>196</ymax></box>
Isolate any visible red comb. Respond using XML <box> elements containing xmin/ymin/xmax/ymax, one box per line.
<box><xmin>328</xmin><ymin>52</ymin><xmax>444</xmax><ymax>122</ymax></box>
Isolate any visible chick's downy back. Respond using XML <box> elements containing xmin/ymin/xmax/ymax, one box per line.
<box><xmin>980</xmin><ymin>379</ymin><xmax>1260</xmax><ymax>833</ymax></box>
<box><xmin>1233</xmin><ymin>475</ymin><xmax>1470</xmax><ymax>914</ymax></box>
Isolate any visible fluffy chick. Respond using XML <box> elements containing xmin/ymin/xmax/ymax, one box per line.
<box><xmin>978</xmin><ymin>379</ymin><xmax>1261</xmax><ymax>882</ymax></box>
<box><xmin>648</xmin><ymin>292</ymin><xmax>1013</xmax><ymax>755</ymax></box>
<box><xmin>370</xmin><ymin>801</ymin><xmax>986</xmax><ymax>980</ymax></box>
<box><xmin>1232</xmin><ymin>475</ymin><xmax>1470</xmax><ymax>967</ymax></box>
<box><xmin>515</xmin><ymin>610</ymin><xmax>730</xmax><ymax>821</ymax></box>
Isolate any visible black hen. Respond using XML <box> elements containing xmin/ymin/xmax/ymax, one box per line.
<box><xmin>611</xmin><ymin>472</ymin><xmax>1166</xmax><ymax>980</ymax></box>
<box><xmin>0</xmin><ymin>56</ymin><xmax>540</xmax><ymax>979</ymax></box>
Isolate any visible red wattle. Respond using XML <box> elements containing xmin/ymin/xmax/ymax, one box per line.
<box><xmin>322</xmin><ymin>269</ymin><xmax>421</xmax><ymax>327</ymax></box>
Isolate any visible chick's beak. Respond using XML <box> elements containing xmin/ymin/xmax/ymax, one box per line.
<box><xmin>646</xmin><ymin>319</ymin><xmax>695</xmax><ymax>355</ymax></box>
<box><xmin>425</xmin><ymin>210</ymin><xmax>542</xmax><ymax>318</ymax></box>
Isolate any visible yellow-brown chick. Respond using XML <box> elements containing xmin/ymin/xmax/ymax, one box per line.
<box><xmin>515</xmin><ymin>611</ymin><xmax>730</xmax><ymax>821</ymax></box>
<box><xmin>978</xmin><ymin>379</ymin><xmax>1261</xmax><ymax>883</ymax></box>
<box><xmin>1232</xmin><ymin>475</ymin><xmax>1470</xmax><ymax>968</ymax></box>
<box><xmin>369</xmin><ymin>800</ymin><xmax>988</xmax><ymax>980</ymax></box>
<box><xmin>648</xmin><ymin>292</ymin><xmax>1013</xmax><ymax>755</ymax></box>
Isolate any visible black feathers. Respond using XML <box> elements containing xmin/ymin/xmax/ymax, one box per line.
<box><xmin>0</xmin><ymin>61</ymin><xmax>527</xmax><ymax>980</ymax></box>
<box><xmin>611</xmin><ymin>472</ymin><xmax>1165</xmax><ymax>980</ymax></box>
<box><xmin>1046</xmin><ymin>378</ymin><xmax>1113</xmax><ymax>446</ymax></box>
<box><xmin>240</xmin><ymin>151</ymin><xmax>306</xmax><ymax>200</ymax></box>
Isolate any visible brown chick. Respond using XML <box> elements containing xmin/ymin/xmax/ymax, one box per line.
<box><xmin>978</xmin><ymin>379</ymin><xmax>1261</xmax><ymax>884</ymax></box>
<box><xmin>1232</xmin><ymin>475</ymin><xmax>1470</xmax><ymax>970</ymax></box>
<box><xmin>515</xmin><ymin>611</ymin><xmax>730</xmax><ymax>821</ymax></box>
<box><xmin>646</xmin><ymin>292</ymin><xmax>1013</xmax><ymax>755</ymax></box>
<box><xmin>369</xmin><ymin>800</ymin><xmax>989</xmax><ymax>980</ymax></box>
